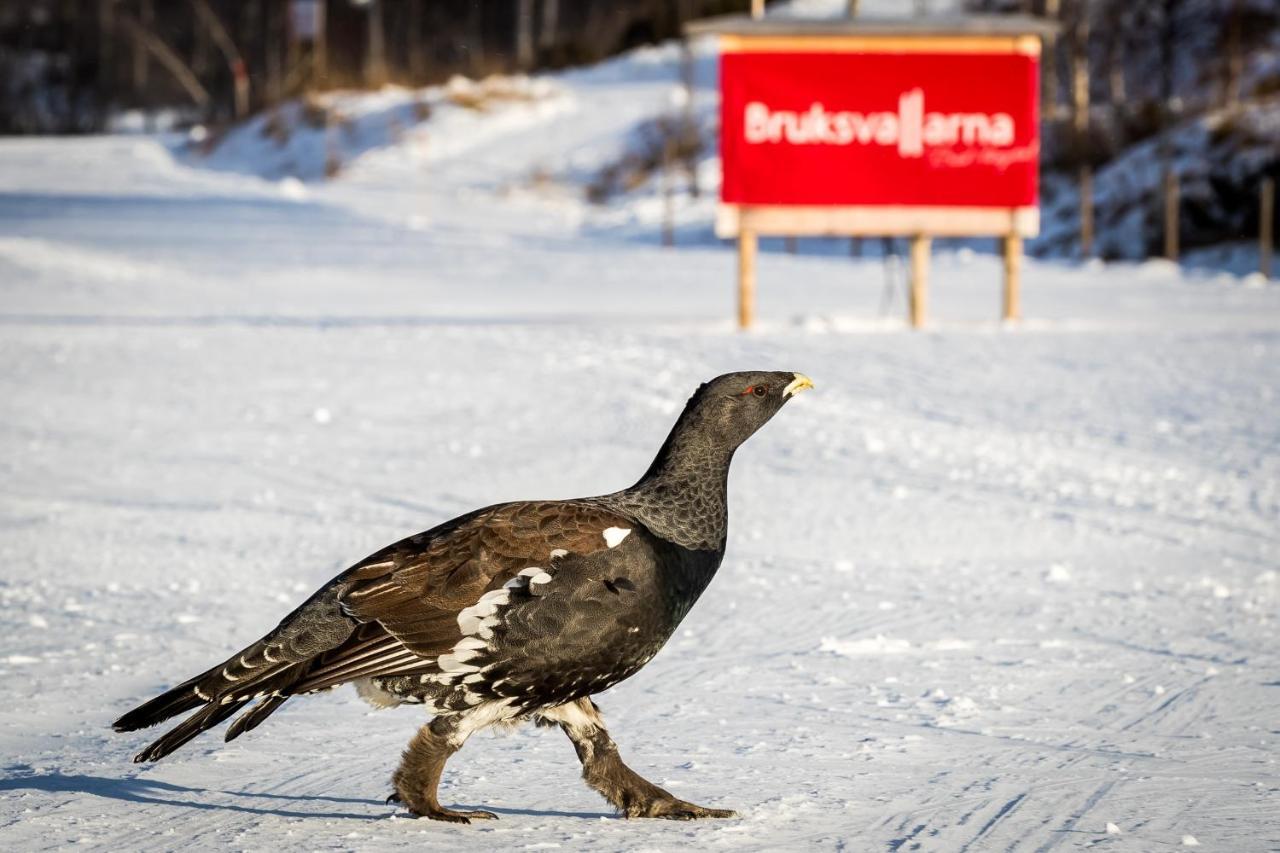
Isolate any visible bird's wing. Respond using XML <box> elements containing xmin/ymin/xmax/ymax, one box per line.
<box><xmin>287</xmin><ymin>500</ymin><xmax>636</xmax><ymax>693</ymax></box>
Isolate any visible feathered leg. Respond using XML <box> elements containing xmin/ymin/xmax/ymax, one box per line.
<box><xmin>544</xmin><ymin>698</ymin><xmax>736</xmax><ymax>820</ymax></box>
<box><xmin>390</xmin><ymin>714</ymin><xmax>498</xmax><ymax>823</ymax></box>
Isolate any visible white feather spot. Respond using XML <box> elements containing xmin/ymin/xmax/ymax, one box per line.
<box><xmin>457</xmin><ymin>587</ymin><xmax>512</xmax><ymax>634</ymax></box>
<box><xmin>603</xmin><ymin>527</ymin><xmax>631</xmax><ymax>548</ymax></box>
<box><xmin>530</xmin><ymin>571</ymin><xmax>552</xmax><ymax>585</ymax></box>
<box><xmin>437</xmin><ymin>654</ymin><xmax>481</xmax><ymax>673</ymax></box>
<box><xmin>550</xmin><ymin>548</ymin><xmax>568</xmax><ymax>558</ymax></box>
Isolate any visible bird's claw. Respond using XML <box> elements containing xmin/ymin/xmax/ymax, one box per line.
<box><xmin>419</xmin><ymin>807</ymin><xmax>499</xmax><ymax>824</ymax></box>
<box><xmin>630</xmin><ymin>797</ymin><xmax>738</xmax><ymax>820</ymax></box>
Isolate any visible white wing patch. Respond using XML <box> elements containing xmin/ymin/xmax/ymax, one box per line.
<box><xmin>456</xmin><ymin>587</ymin><xmax>511</xmax><ymax>639</ymax></box>
<box><xmin>603</xmin><ymin>527</ymin><xmax>631</xmax><ymax>548</ymax></box>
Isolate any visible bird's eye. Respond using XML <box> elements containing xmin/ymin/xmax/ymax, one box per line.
<box><xmin>752</xmin><ymin>385</ymin><xmax>768</xmax><ymax>398</ymax></box>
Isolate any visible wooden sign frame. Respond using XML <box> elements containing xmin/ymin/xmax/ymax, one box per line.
<box><xmin>687</xmin><ymin>15</ymin><xmax>1056</xmax><ymax>329</ymax></box>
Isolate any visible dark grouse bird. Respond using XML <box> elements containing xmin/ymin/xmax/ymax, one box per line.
<box><xmin>114</xmin><ymin>370</ymin><xmax>813</xmax><ymax>822</ymax></box>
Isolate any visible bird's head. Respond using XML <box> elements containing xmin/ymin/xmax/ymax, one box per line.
<box><xmin>679</xmin><ymin>370</ymin><xmax>814</xmax><ymax>452</ymax></box>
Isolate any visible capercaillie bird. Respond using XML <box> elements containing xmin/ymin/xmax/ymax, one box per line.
<box><xmin>113</xmin><ymin>370</ymin><xmax>813</xmax><ymax>822</ymax></box>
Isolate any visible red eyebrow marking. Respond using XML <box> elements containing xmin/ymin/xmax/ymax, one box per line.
<box><xmin>740</xmin><ymin>386</ymin><xmax>755</xmax><ymax>396</ymax></box>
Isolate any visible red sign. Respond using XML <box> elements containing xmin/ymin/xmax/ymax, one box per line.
<box><xmin>720</xmin><ymin>50</ymin><xmax>1040</xmax><ymax>208</ymax></box>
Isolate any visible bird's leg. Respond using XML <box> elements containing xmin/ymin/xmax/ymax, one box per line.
<box><xmin>390</xmin><ymin>714</ymin><xmax>497</xmax><ymax>823</ymax></box>
<box><xmin>546</xmin><ymin>698</ymin><xmax>736</xmax><ymax>820</ymax></box>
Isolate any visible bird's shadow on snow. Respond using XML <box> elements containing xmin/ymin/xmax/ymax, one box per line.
<box><xmin>0</xmin><ymin>770</ymin><xmax>617</xmax><ymax>822</ymax></box>
<box><xmin>0</xmin><ymin>770</ymin><xmax>378</xmax><ymax>820</ymax></box>
<box><xmin>453</xmin><ymin>802</ymin><xmax>615</xmax><ymax>820</ymax></box>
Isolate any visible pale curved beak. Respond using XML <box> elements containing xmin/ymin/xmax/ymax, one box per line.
<box><xmin>783</xmin><ymin>374</ymin><xmax>815</xmax><ymax>397</ymax></box>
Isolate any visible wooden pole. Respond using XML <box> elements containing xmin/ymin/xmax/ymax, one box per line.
<box><xmin>1225</xmin><ymin>0</ymin><xmax>1242</xmax><ymax>111</ymax></box>
<box><xmin>738</xmin><ymin>229</ymin><xmax>757</xmax><ymax>329</ymax></box>
<box><xmin>516</xmin><ymin>0</ymin><xmax>535</xmax><ymax>71</ymax></box>
<box><xmin>751</xmin><ymin>0</ymin><xmax>764</xmax><ymax>20</ymax></box>
<box><xmin>366</xmin><ymin>0</ymin><xmax>387</xmax><ymax>88</ymax></box>
<box><xmin>1079</xmin><ymin>165</ymin><xmax>1094</xmax><ymax>257</ymax></box>
<box><xmin>133</xmin><ymin>0</ymin><xmax>152</xmax><ymax>91</ymax></box>
<box><xmin>1262</xmin><ymin>177</ymin><xmax>1275</xmax><ymax>279</ymax></box>
<box><xmin>1003</xmin><ymin>234</ymin><xmax>1022</xmax><ymax>322</ymax></box>
<box><xmin>908</xmin><ymin>234</ymin><xmax>930</xmax><ymax>329</ymax></box>
<box><xmin>785</xmin><ymin>236</ymin><xmax>797</xmax><ymax>254</ymax></box>
<box><xmin>1163</xmin><ymin>168</ymin><xmax>1179</xmax><ymax>261</ymax></box>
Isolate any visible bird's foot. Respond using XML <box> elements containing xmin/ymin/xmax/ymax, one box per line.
<box><xmin>389</xmin><ymin>785</ymin><xmax>496</xmax><ymax>823</ymax></box>
<box><xmin>627</xmin><ymin>797</ymin><xmax>737</xmax><ymax>820</ymax></box>
<box><xmin>416</xmin><ymin>806</ymin><xmax>499</xmax><ymax>824</ymax></box>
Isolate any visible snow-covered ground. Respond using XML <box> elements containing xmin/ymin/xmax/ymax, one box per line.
<box><xmin>2</xmin><ymin>35</ymin><xmax>1279</xmax><ymax>853</ymax></box>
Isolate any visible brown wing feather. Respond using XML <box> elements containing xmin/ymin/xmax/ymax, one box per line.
<box><xmin>291</xmin><ymin>500</ymin><xmax>634</xmax><ymax>693</ymax></box>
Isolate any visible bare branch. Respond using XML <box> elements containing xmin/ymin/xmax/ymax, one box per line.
<box><xmin>114</xmin><ymin>11</ymin><xmax>209</xmax><ymax>109</ymax></box>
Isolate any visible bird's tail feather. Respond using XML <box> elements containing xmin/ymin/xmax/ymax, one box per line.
<box><xmin>133</xmin><ymin>697</ymin><xmax>250</xmax><ymax>762</ymax></box>
<box><xmin>225</xmin><ymin>694</ymin><xmax>290</xmax><ymax>742</ymax></box>
<box><xmin>113</xmin><ymin>642</ymin><xmax>305</xmax><ymax>762</ymax></box>
<box><xmin>112</xmin><ymin>665</ymin><xmax>221</xmax><ymax>733</ymax></box>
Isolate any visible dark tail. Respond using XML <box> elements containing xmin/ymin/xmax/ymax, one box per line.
<box><xmin>132</xmin><ymin>698</ymin><xmax>251</xmax><ymax>762</ymax></box>
<box><xmin>112</xmin><ymin>666</ymin><xmax>219</xmax><ymax>733</ymax></box>
<box><xmin>114</xmin><ymin>585</ymin><xmax>359</xmax><ymax>761</ymax></box>
<box><xmin>225</xmin><ymin>694</ymin><xmax>289</xmax><ymax>742</ymax></box>
<box><xmin>113</xmin><ymin>646</ymin><xmax>303</xmax><ymax>762</ymax></box>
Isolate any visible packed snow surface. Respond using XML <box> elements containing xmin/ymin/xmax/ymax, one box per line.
<box><xmin>2</xmin><ymin>37</ymin><xmax>1279</xmax><ymax>853</ymax></box>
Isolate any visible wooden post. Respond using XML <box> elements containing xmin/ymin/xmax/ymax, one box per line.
<box><xmin>908</xmin><ymin>234</ymin><xmax>930</xmax><ymax>329</ymax></box>
<box><xmin>1079</xmin><ymin>165</ymin><xmax>1093</xmax><ymax>257</ymax></box>
<box><xmin>1163</xmin><ymin>169</ymin><xmax>1179</xmax><ymax>261</ymax></box>
<box><xmin>366</xmin><ymin>0</ymin><xmax>387</xmax><ymax>88</ymax></box>
<box><xmin>1225</xmin><ymin>0</ymin><xmax>1242</xmax><ymax>111</ymax></box>
<box><xmin>738</xmin><ymin>229</ymin><xmax>757</xmax><ymax>329</ymax></box>
<box><xmin>1262</xmin><ymin>177</ymin><xmax>1275</xmax><ymax>279</ymax></box>
<box><xmin>751</xmin><ymin>0</ymin><xmax>764</xmax><ymax>20</ymax></box>
<box><xmin>1003</xmin><ymin>234</ymin><xmax>1022</xmax><ymax>322</ymax></box>
<box><xmin>516</xmin><ymin>0</ymin><xmax>535</xmax><ymax>70</ymax></box>
<box><xmin>785</xmin><ymin>236</ymin><xmax>797</xmax><ymax>254</ymax></box>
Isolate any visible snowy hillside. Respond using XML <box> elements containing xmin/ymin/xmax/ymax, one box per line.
<box><xmin>2</xmin><ymin>32</ymin><xmax>1279</xmax><ymax>853</ymax></box>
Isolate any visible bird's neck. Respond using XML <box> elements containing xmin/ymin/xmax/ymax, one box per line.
<box><xmin>611</xmin><ymin>417</ymin><xmax>736</xmax><ymax>552</ymax></box>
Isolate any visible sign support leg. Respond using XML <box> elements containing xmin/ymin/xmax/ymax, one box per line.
<box><xmin>738</xmin><ymin>229</ymin><xmax>757</xmax><ymax>329</ymax></box>
<box><xmin>1002</xmin><ymin>233</ymin><xmax>1022</xmax><ymax>322</ymax></box>
<box><xmin>908</xmin><ymin>234</ymin><xmax>930</xmax><ymax>329</ymax></box>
